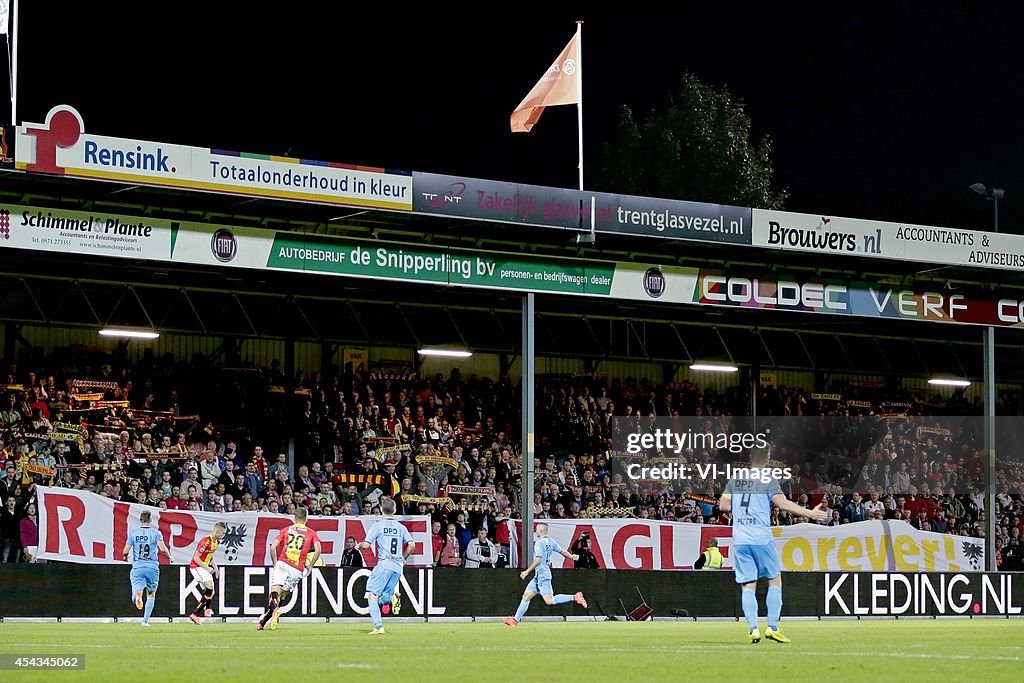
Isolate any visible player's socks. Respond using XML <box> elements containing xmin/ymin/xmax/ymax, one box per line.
<box><xmin>143</xmin><ymin>595</ymin><xmax>155</xmax><ymax>624</ymax></box>
<box><xmin>551</xmin><ymin>594</ymin><xmax>574</xmax><ymax>605</ymax></box>
<box><xmin>514</xmin><ymin>600</ymin><xmax>530</xmax><ymax>622</ymax></box>
<box><xmin>740</xmin><ymin>589</ymin><xmax>759</xmax><ymax>632</ymax></box>
<box><xmin>766</xmin><ymin>586</ymin><xmax>783</xmax><ymax>631</ymax></box>
<box><xmin>369</xmin><ymin>599</ymin><xmax>384</xmax><ymax>630</ymax></box>
<box><xmin>192</xmin><ymin>597</ymin><xmax>208</xmax><ymax>616</ymax></box>
<box><xmin>259</xmin><ymin>592</ymin><xmax>280</xmax><ymax>628</ymax></box>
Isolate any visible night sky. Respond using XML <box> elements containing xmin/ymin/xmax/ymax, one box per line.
<box><xmin>13</xmin><ymin>5</ymin><xmax>1024</xmax><ymax>233</ymax></box>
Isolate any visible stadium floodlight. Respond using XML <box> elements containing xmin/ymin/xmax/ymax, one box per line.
<box><xmin>689</xmin><ymin>363</ymin><xmax>738</xmax><ymax>373</ymax></box>
<box><xmin>99</xmin><ymin>328</ymin><xmax>160</xmax><ymax>339</ymax></box>
<box><xmin>928</xmin><ymin>377</ymin><xmax>971</xmax><ymax>387</ymax></box>
<box><xmin>418</xmin><ymin>348</ymin><xmax>472</xmax><ymax>358</ymax></box>
<box><xmin>968</xmin><ymin>183</ymin><xmax>1005</xmax><ymax>232</ymax></box>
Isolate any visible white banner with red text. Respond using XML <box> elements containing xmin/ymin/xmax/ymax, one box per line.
<box><xmin>507</xmin><ymin>518</ymin><xmax>984</xmax><ymax>572</ymax></box>
<box><xmin>35</xmin><ymin>487</ymin><xmax>431</xmax><ymax>566</ymax></box>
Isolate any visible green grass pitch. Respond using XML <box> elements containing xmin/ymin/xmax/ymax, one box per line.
<box><xmin>0</xmin><ymin>620</ymin><xmax>1020</xmax><ymax>682</ymax></box>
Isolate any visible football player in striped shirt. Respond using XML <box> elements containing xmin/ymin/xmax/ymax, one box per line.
<box><xmin>188</xmin><ymin>521</ymin><xmax>227</xmax><ymax>625</ymax></box>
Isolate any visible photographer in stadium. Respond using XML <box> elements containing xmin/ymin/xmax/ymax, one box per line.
<box><xmin>571</xmin><ymin>532</ymin><xmax>600</xmax><ymax>568</ymax></box>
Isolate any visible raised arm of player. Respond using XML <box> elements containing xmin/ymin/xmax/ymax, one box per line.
<box><xmin>718</xmin><ymin>491</ymin><xmax>732</xmax><ymax>512</ymax></box>
<box><xmin>772</xmin><ymin>494</ymin><xmax>829</xmax><ymax>523</ymax></box>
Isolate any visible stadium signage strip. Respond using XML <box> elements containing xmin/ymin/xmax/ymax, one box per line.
<box><xmin>753</xmin><ymin>209</ymin><xmax>1024</xmax><ymax>272</ymax></box>
<box><xmin>11</xmin><ymin>104</ymin><xmax>1024</xmax><ymax>271</ymax></box>
<box><xmin>3</xmin><ymin>202</ymin><xmax>1024</xmax><ymax>327</ymax></box>
<box><xmin>35</xmin><ymin>487</ymin><xmax>432</xmax><ymax>566</ymax></box>
<box><xmin>3</xmin><ymin>565</ymin><xmax>1020</xmax><ymax>618</ymax></box>
<box><xmin>504</xmin><ymin>518</ymin><xmax>982</xmax><ymax>572</ymax></box>
<box><xmin>412</xmin><ymin>171</ymin><xmax>752</xmax><ymax>243</ymax></box>
<box><xmin>33</xmin><ymin>486</ymin><xmax>981</xmax><ymax>574</ymax></box>
<box><xmin>822</xmin><ymin>573</ymin><xmax>1024</xmax><ymax>616</ymax></box>
<box><xmin>14</xmin><ymin>105</ymin><xmax>412</xmax><ymax>211</ymax></box>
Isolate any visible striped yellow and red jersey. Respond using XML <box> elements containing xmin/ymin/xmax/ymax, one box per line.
<box><xmin>190</xmin><ymin>534</ymin><xmax>219</xmax><ymax>569</ymax></box>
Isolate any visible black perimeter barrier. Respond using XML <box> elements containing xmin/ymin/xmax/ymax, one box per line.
<box><xmin>0</xmin><ymin>567</ymin><xmax>1022</xmax><ymax>619</ymax></box>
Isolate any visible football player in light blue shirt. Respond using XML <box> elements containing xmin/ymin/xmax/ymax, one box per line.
<box><xmin>719</xmin><ymin>446</ymin><xmax>827</xmax><ymax>643</ymax></box>
<box><xmin>359</xmin><ymin>497</ymin><xmax>414</xmax><ymax>634</ymax></box>
<box><xmin>503</xmin><ymin>522</ymin><xmax>588</xmax><ymax>626</ymax></box>
<box><xmin>122</xmin><ymin>510</ymin><xmax>173</xmax><ymax>626</ymax></box>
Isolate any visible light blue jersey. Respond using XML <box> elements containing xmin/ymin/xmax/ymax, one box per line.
<box><xmin>534</xmin><ymin>536</ymin><xmax>563</xmax><ymax>576</ymax></box>
<box><xmin>127</xmin><ymin>526</ymin><xmax>164</xmax><ymax>569</ymax></box>
<box><xmin>366</xmin><ymin>519</ymin><xmax>413</xmax><ymax>573</ymax></box>
<box><xmin>726</xmin><ymin>476</ymin><xmax>782</xmax><ymax>546</ymax></box>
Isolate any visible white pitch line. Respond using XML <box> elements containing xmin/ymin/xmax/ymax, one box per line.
<box><xmin>2</xmin><ymin>642</ymin><xmax>1019</xmax><ymax>662</ymax></box>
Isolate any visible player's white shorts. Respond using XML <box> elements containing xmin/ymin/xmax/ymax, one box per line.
<box><xmin>271</xmin><ymin>560</ymin><xmax>304</xmax><ymax>592</ymax></box>
<box><xmin>190</xmin><ymin>566</ymin><xmax>215</xmax><ymax>589</ymax></box>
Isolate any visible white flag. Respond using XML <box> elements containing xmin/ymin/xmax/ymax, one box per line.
<box><xmin>0</xmin><ymin>0</ymin><xmax>8</xmax><ymax>36</ymax></box>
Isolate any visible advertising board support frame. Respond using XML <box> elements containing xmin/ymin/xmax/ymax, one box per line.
<box><xmin>984</xmin><ymin>326</ymin><xmax>996</xmax><ymax>571</ymax></box>
<box><xmin>521</xmin><ymin>293</ymin><xmax>535</xmax><ymax>568</ymax></box>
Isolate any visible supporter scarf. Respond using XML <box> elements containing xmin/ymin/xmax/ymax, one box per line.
<box><xmin>417</xmin><ymin>453</ymin><xmax>459</xmax><ymax>469</ymax></box>
<box><xmin>26</xmin><ymin>463</ymin><xmax>54</xmax><ymax>478</ymax></box>
<box><xmin>581</xmin><ymin>506</ymin><xmax>635</xmax><ymax>518</ymax></box>
<box><xmin>94</xmin><ymin>400</ymin><xmax>130</xmax><ymax>409</ymax></box>
<box><xmin>334</xmin><ymin>473</ymin><xmax>400</xmax><ymax>496</ymax></box>
<box><xmin>445</xmin><ymin>484</ymin><xmax>495</xmax><ymax>497</ymax></box>
<box><xmin>684</xmin><ymin>493</ymin><xmax>718</xmax><ymax>505</ymax></box>
<box><xmin>72</xmin><ymin>380</ymin><xmax>119</xmax><ymax>391</ymax></box>
<box><xmin>64</xmin><ymin>462</ymin><xmax>124</xmax><ymax>471</ymax></box>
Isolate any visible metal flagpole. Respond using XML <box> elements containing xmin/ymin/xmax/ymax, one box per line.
<box><xmin>575</xmin><ymin>20</ymin><xmax>583</xmax><ymax>191</ymax></box>
<box><xmin>10</xmin><ymin>0</ymin><xmax>16</xmax><ymax>124</ymax></box>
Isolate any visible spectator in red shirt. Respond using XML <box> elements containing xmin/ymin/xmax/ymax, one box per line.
<box><xmin>430</xmin><ymin>521</ymin><xmax>443</xmax><ymax>566</ymax></box>
<box><xmin>165</xmin><ymin>486</ymin><xmax>188</xmax><ymax>510</ymax></box>
<box><xmin>20</xmin><ymin>501</ymin><xmax>40</xmax><ymax>563</ymax></box>
<box><xmin>438</xmin><ymin>524</ymin><xmax>461</xmax><ymax>567</ymax></box>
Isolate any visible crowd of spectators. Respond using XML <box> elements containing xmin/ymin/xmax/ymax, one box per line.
<box><xmin>0</xmin><ymin>351</ymin><xmax>1021</xmax><ymax>570</ymax></box>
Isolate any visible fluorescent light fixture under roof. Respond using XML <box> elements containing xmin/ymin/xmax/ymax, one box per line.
<box><xmin>99</xmin><ymin>328</ymin><xmax>160</xmax><ymax>339</ymax></box>
<box><xmin>689</xmin><ymin>363</ymin><xmax>738</xmax><ymax>373</ymax></box>
<box><xmin>418</xmin><ymin>348</ymin><xmax>472</xmax><ymax>358</ymax></box>
<box><xmin>928</xmin><ymin>378</ymin><xmax>971</xmax><ymax>387</ymax></box>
